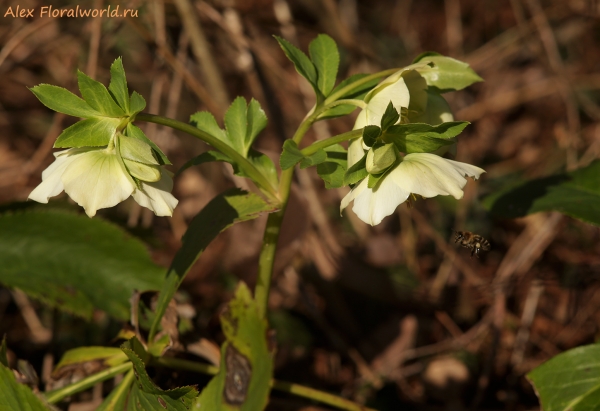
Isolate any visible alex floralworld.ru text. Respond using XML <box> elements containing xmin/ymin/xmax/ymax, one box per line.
<box><xmin>3</xmin><ymin>5</ymin><xmax>138</xmax><ymax>18</ymax></box>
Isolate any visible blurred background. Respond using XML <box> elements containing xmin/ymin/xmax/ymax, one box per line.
<box><xmin>1</xmin><ymin>0</ymin><xmax>600</xmax><ymax>409</ymax></box>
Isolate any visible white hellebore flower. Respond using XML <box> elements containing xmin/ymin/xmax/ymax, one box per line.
<box><xmin>29</xmin><ymin>137</ymin><xmax>178</xmax><ymax>217</ymax></box>
<box><xmin>341</xmin><ymin>153</ymin><xmax>485</xmax><ymax>226</ymax></box>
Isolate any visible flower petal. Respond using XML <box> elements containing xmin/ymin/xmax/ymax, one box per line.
<box><xmin>62</xmin><ymin>150</ymin><xmax>135</xmax><ymax>217</ymax></box>
<box><xmin>131</xmin><ymin>170</ymin><xmax>178</xmax><ymax>216</ymax></box>
<box><xmin>28</xmin><ymin>150</ymin><xmax>74</xmax><ymax>203</ymax></box>
<box><xmin>391</xmin><ymin>153</ymin><xmax>485</xmax><ymax>199</ymax></box>
<box><xmin>365</xmin><ymin>77</ymin><xmax>410</xmax><ymax>126</ymax></box>
<box><xmin>347</xmin><ymin>138</ymin><xmax>366</xmax><ymax>169</ymax></box>
<box><xmin>342</xmin><ymin>176</ymin><xmax>410</xmax><ymax>226</ymax></box>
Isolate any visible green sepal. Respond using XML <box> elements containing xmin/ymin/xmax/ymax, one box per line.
<box><xmin>362</xmin><ymin>125</ymin><xmax>382</xmax><ymax>148</ymax></box>
<box><xmin>413</xmin><ymin>53</ymin><xmax>483</xmax><ymax>92</ymax></box>
<box><xmin>123</xmin><ymin>159</ymin><xmax>161</xmax><ymax>182</ymax></box>
<box><xmin>380</xmin><ymin>101</ymin><xmax>400</xmax><ymax>131</ymax></box>
<box><xmin>29</xmin><ymin>84</ymin><xmax>103</xmax><ymax>118</ymax></box>
<box><xmin>54</xmin><ymin>117</ymin><xmax>121</xmax><ymax>148</ymax></box>
<box><xmin>316</xmin><ymin>144</ymin><xmax>347</xmax><ymax>189</ymax></box>
<box><xmin>344</xmin><ymin>154</ymin><xmax>368</xmax><ymax>186</ymax></box>
<box><xmin>119</xmin><ymin>134</ymin><xmax>159</xmax><ymax>165</ymax></box>
<box><xmin>125</xmin><ymin>123</ymin><xmax>171</xmax><ymax>165</ymax></box>
<box><xmin>108</xmin><ymin>57</ymin><xmax>130</xmax><ymax>113</ymax></box>
<box><xmin>77</xmin><ymin>70</ymin><xmax>125</xmax><ymax>117</ymax></box>
<box><xmin>366</xmin><ymin>143</ymin><xmax>397</xmax><ymax>174</ymax></box>
<box><xmin>308</xmin><ymin>34</ymin><xmax>339</xmax><ymax>97</ymax></box>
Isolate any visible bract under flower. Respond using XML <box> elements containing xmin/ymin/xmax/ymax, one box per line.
<box><xmin>341</xmin><ymin>153</ymin><xmax>485</xmax><ymax>226</ymax></box>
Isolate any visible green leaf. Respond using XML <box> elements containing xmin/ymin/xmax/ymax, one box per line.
<box><xmin>413</xmin><ymin>54</ymin><xmax>483</xmax><ymax>92</ymax></box>
<box><xmin>344</xmin><ymin>154</ymin><xmax>368</xmax><ymax>186</ymax></box>
<box><xmin>121</xmin><ymin>338</ymin><xmax>198</xmax><ymax>410</ymax></box>
<box><xmin>148</xmin><ymin>189</ymin><xmax>277</xmax><ymax>341</ymax></box>
<box><xmin>125</xmin><ymin>123</ymin><xmax>170</xmax><ymax>165</ymax></box>
<box><xmin>77</xmin><ymin>71</ymin><xmax>126</xmax><ymax>117</ymax></box>
<box><xmin>0</xmin><ymin>210</ymin><xmax>165</xmax><ymax>320</ymax></box>
<box><xmin>274</xmin><ymin>36</ymin><xmax>318</xmax><ymax>93</ymax></box>
<box><xmin>54</xmin><ymin>117</ymin><xmax>121</xmax><ymax>148</ymax></box>
<box><xmin>54</xmin><ymin>347</ymin><xmax>128</xmax><ymax>375</ymax></box>
<box><xmin>527</xmin><ymin>344</ymin><xmax>600</xmax><ymax>411</ymax></box>
<box><xmin>308</xmin><ymin>34</ymin><xmax>339</xmax><ymax>97</ymax></box>
<box><xmin>190</xmin><ymin>111</ymin><xmax>228</xmax><ymax>142</ymax></box>
<box><xmin>177</xmin><ymin>150</ymin><xmax>232</xmax><ymax>176</ymax></box>
<box><xmin>300</xmin><ymin>149</ymin><xmax>327</xmax><ymax>169</ymax></box>
<box><xmin>380</xmin><ymin>102</ymin><xmax>400</xmax><ymax>131</ymax></box>
<box><xmin>224</xmin><ymin>97</ymin><xmax>268</xmax><ymax>156</ymax></box>
<box><xmin>483</xmin><ymin>160</ymin><xmax>600</xmax><ymax>226</ymax></box>
<box><xmin>30</xmin><ymin>84</ymin><xmax>102</xmax><ymax>118</ymax></box>
<box><xmin>0</xmin><ymin>363</ymin><xmax>50</xmax><ymax>411</ymax></box>
<box><xmin>129</xmin><ymin>91</ymin><xmax>146</xmax><ymax>115</ymax></box>
<box><xmin>384</xmin><ymin>122</ymin><xmax>467</xmax><ymax>153</ymax></box>
<box><xmin>108</xmin><ymin>57</ymin><xmax>130</xmax><ymax>113</ymax></box>
<box><xmin>246</xmin><ymin>149</ymin><xmax>279</xmax><ymax>189</ymax></box>
<box><xmin>362</xmin><ymin>125</ymin><xmax>381</xmax><ymax>148</ymax></box>
<box><xmin>316</xmin><ymin>144</ymin><xmax>347</xmax><ymax>189</ymax></box>
<box><xmin>193</xmin><ymin>282</ymin><xmax>272</xmax><ymax>411</ymax></box>
<box><xmin>280</xmin><ymin>140</ymin><xmax>304</xmax><ymax>170</ymax></box>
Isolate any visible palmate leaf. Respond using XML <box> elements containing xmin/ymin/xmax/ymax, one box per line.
<box><xmin>119</xmin><ymin>338</ymin><xmax>198</xmax><ymax>410</ymax></box>
<box><xmin>413</xmin><ymin>52</ymin><xmax>483</xmax><ymax>92</ymax></box>
<box><xmin>384</xmin><ymin>121</ymin><xmax>467</xmax><ymax>153</ymax></box>
<box><xmin>0</xmin><ymin>209</ymin><xmax>165</xmax><ymax>320</ymax></box>
<box><xmin>53</xmin><ymin>117</ymin><xmax>121</xmax><ymax>148</ymax></box>
<box><xmin>308</xmin><ymin>34</ymin><xmax>339</xmax><ymax>97</ymax></box>
<box><xmin>148</xmin><ymin>189</ymin><xmax>277</xmax><ymax>341</ymax></box>
<box><xmin>223</xmin><ymin>97</ymin><xmax>268</xmax><ymax>156</ymax></box>
<box><xmin>0</xmin><ymin>363</ymin><xmax>50</xmax><ymax>411</ymax></box>
<box><xmin>29</xmin><ymin>84</ymin><xmax>102</xmax><ymax>118</ymax></box>
<box><xmin>193</xmin><ymin>283</ymin><xmax>273</xmax><ymax>411</ymax></box>
<box><xmin>316</xmin><ymin>144</ymin><xmax>347</xmax><ymax>189</ymax></box>
<box><xmin>77</xmin><ymin>70</ymin><xmax>125</xmax><ymax>117</ymax></box>
<box><xmin>108</xmin><ymin>57</ymin><xmax>130</xmax><ymax>113</ymax></box>
<box><xmin>528</xmin><ymin>344</ymin><xmax>600</xmax><ymax>411</ymax></box>
<box><xmin>483</xmin><ymin>160</ymin><xmax>600</xmax><ymax>226</ymax></box>
<box><xmin>274</xmin><ymin>36</ymin><xmax>318</xmax><ymax>95</ymax></box>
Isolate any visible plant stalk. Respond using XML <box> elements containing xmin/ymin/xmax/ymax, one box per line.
<box><xmin>45</xmin><ymin>362</ymin><xmax>132</xmax><ymax>404</ymax></box>
<box><xmin>135</xmin><ymin>113</ymin><xmax>280</xmax><ymax>203</ymax></box>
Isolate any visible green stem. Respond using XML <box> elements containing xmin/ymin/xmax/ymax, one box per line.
<box><xmin>254</xmin><ymin>111</ymin><xmax>318</xmax><ymax>317</ymax></box>
<box><xmin>135</xmin><ymin>113</ymin><xmax>280</xmax><ymax>203</ymax></box>
<box><xmin>153</xmin><ymin>356</ymin><xmax>376</xmax><ymax>411</ymax></box>
<box><xmin>300</xmin><ymin>129</ymin><xmax>363</xmax><ymax>156</ymax></box>
<box><xmin>45</xmin><ymin>362</ymin><xmax>132</xmax><ymax>404</ymax></box>
<box><xmin>324</xmin><ymin>68</ymin><xmax>399</xmax><ymax>104</ymax></box>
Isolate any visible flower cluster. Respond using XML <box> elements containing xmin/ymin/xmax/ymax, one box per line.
<box><xmin>29</xmin><ymin>133</ymin><xmax>178</xmax><ymax>217</ymax></box>
<box><xmin>341</xmin><ymin>68</ymin><xmax>485</xmax><ymax>226</ymax></box>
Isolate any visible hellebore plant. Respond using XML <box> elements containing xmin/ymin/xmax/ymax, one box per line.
<box><xmin>22</xmin><ymin>37</ymin><xmax>485</xmax><ymax>410</ymax></box>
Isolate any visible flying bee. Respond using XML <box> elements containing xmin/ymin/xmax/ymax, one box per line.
<box><xmin>453</xmin><ymin>230</ymin><xmax>491</xmax><ymax>258</ymax></box>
